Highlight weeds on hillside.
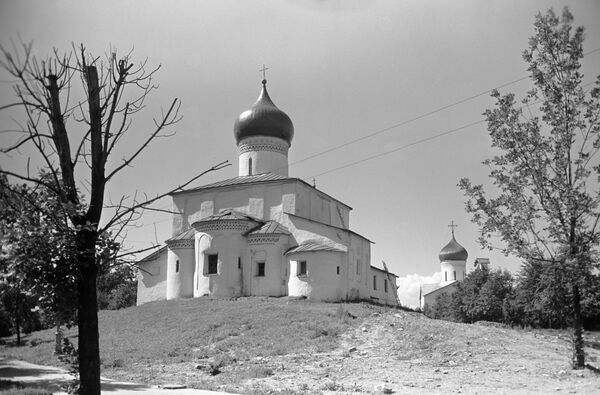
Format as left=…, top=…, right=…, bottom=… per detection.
left=0, top=380, right=52, bottom=395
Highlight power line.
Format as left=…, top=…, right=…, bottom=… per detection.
left=308, top=79, right=598, bottom=180
left=310, top=119, right=485, bottom=178
left=288, top=46, right=600, bottom=171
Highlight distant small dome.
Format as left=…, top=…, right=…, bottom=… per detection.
left=234, top=80, right=294, bottom=145
left=439, top=236, right=468, bottom=262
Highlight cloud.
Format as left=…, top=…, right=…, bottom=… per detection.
left=396, top=272, right=441, bottom=309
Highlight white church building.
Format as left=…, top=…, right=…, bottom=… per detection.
left=419, top=228, right=468, bottom=310
left=136, top=78, right=398, bottom=306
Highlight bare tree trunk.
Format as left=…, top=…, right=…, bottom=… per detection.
left=55, top=324, right=63, bottom=354
left=77, top=233, right=101, bottom=395
left=571, top=283, right=585, bottom=369
left=14, top=290, right=21, bottom=346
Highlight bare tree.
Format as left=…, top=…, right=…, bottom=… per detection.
left=0, top=42, right=229, bottom=394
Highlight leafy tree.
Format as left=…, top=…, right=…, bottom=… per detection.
left=423, top=291, right=458, bottom=321
left=97, top=264, right=137, bottom=310
left=455, top=268, right=514, bottom=323
left=0, top=180, right=80, bottom=346
left=459, top=8, right=600, bottom=368
left=0, top=282, right=41, bottom=344
left=0, top=43, right=229, bottom=393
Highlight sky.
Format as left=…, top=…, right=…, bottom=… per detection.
left=1, top=0, right=599, bottom=307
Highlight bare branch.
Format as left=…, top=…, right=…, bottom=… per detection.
left=99, top=160, right=230, bottom=233
left=105, top=98, right=181, bottom=181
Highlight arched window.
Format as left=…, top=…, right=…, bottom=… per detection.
left=445, top=272, right=447, bottom=281
left=453, top=271, right=456, bottom=280
left=248, top=157, right=253, bottom=175
left=175, top=260, right=180, bottom=273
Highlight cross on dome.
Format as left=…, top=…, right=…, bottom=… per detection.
left=448, top=220, right=458, bottom=237
left=260, top=64, right=269, bottom=84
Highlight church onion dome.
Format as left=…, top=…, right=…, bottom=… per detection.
left=233, top=79, right=294, bottom=145
left=438, top=236, right=468, bottom=262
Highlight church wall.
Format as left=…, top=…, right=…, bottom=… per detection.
left=281, top=215, right=348, bottom=251
left=171, top=181, right=353, bottom=239
left=346, top=233, right=372, bottom=300
left=172, top=183, right=300, bottom=236
left=369, top=268, right=398, bottom=305
left=440, top=260, right=466, bottom=284
left=293, top=183, right=350, bottom=229
left=166, top=246, right=195, bottom=300
left=288, top=251, right=345, bottom=301
left=421, top=282, right=459, bottom=311
left=136, top=250, right=168, bottom=305
left=247, top=239, right=288, bottom=296
left=195, top=231, right=246, bottom=297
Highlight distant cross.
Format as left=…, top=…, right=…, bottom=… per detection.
left=260, top=64, right=269, bottom=82
left=448, top=220, right=458, bottom=237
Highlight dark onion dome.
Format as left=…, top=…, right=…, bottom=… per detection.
left=234, top=79, right=294, bottom=145
left=438, top=236, right=468, bottom=262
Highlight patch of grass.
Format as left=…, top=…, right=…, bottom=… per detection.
left=1, top=297, right=377, bottom=389
left=0, top=380, right=52, bottom=395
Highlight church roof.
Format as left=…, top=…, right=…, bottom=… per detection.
left=285, top=241, right=347, bottom=255
left=285, top=212, right=373, bottom=243
left=247, top=220, right=290, bottom=235
left=173, top=173, right=352, bottom=210
left=438, top=236, right=468, bottom=262
left=138, top=245, right=168, bottom=263
left=370, top=265, right=399, bottom=278
left=180, top=173, right=287, bottom=192
left=166, top=228, right=195, bottom=242
left=234, top=80, right=294, bottom=145
left=192, top=208, right=261, bottom=225
left=421, top=281, right=458, bottom=297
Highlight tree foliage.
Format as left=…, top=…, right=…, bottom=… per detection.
left=97, top=264, right=137, bottom=310
left=423, top=268, right=514, bottom=324
left=459, top=8, right=600, bottom=368
left=0, top=180, right=79, bottom=331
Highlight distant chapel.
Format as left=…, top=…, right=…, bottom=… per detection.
left=420, top=227, right=468, bottom=310
left=136, top=78, right=398, bottom=305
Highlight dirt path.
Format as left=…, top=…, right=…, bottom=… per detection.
left=0, top=357, right=238, bottom=395
left=222, top=310, right=599, bottom=394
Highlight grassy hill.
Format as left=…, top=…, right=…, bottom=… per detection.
left=1, top=297, right=599, bottom=394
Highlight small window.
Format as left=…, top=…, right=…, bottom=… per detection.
left=445, top=272, right=447, bottom=281
left=384, top=279, right=388, bottom=293
left=373, top=275, right=377, bottom=290
left=256, top=261, right=265, bottom=277
left=336, top=266, right=340, bottom=275
left=356, top=259, right=361, bottom=275
left=299, top=260, right=307, bottom=276
left=248, top=157, right=253, bottom=176
left=454, top=271, right=457, bottom=280
left=238, top=257, right=241, bottom=269
left=175, top=260, right=180, bottom=273
left=207, top=254, right=218, bottom=275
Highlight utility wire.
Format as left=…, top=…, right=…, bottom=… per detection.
left=309, top=119, right=485, bottom=178
left=308, top=79, right=598, bottom=179
left=288, top=46, right=600, bottom=171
